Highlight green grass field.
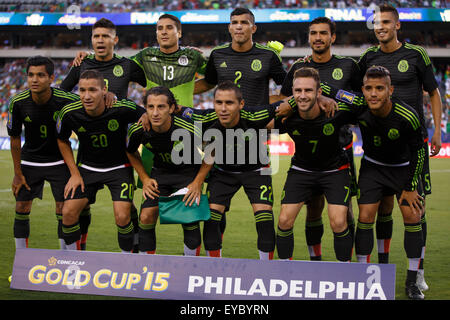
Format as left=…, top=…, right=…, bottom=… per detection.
left=0, top=150, right=449, bottom=300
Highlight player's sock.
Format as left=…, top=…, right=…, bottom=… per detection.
left=376, top=212, right=393, bottom=264
left=62, top=222, right=81, bottom=250
left=130, top=205, right=139, bottom=253
left=219, top=212, right=226, bottom=241
left=56, top=213, right=66, bottom=249
left=117, top=221, right=134, bottom=253
left=419, top=213, right=427, bottom=272
left=79, top=207, right=91, bottom=250
left=355, top=220, right=374, bottom=263
left=276, top=226, right=294, bottom=260
left=305, top=218, right=323, bottom=261
left=138, top=222, right=156, bottom=253
left=203, top=209, right=223, bottom=256
left=14, top=211, right=30, bottom=249
left=254, top=210, right=275, bottom=260
left=182, top=222, right=201, bottom=256
left=404, top=222, right=423, bottom=281
left=334, top=227, right=353, bottom=262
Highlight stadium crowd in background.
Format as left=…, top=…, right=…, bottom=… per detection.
left=0, top=0, right=447, bottom=13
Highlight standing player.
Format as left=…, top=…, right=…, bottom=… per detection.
left=333, top=66, right=426, bottom=299
left=7, top=56, right=79, bottom=250
left=278, top=17, right=361, bottom=261
left=62, top=18, right=147, bottom=251
left=194, top=7, right=287, bottom=240
left=274, top=67, right=355, bottom=263
left=126, top=87, right=212, bottom=256
left=358, top=4, right=442, bottom=288
left=56, top=70, right=145, bottom=252
left=195, top=7, right=286, bottom=106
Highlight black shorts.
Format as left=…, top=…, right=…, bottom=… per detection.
left=15, top=163, right=70, bottom=202
left=67, top=166, right=135, bottom=204
left=421, top=141, right=432, bottom=196
left=357, top=158, right=424, bottom=205
left=206, top=167, right=273, bottom=208
left=141, top=166, right=199, bottom=209
left=281, top=167, right=351, bottom=206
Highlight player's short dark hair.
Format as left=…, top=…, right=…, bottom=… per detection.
left=364, top=65, right=391, bottom=82
left=293, top=67, right=321, bottom=89
left=376, top=3, right=399, bottom=21
left=309, top=17, right=336, bottom=35
left=26, top=56, right=54, bottom=76
left=79, top=69, right=105, bottom=88
left=143, top=86, right=177, bottom=107
left=214, top=80, right=243, bottom=103
left=230, top=7, right=255, bottom=24
left=158, top=14, right=182, bottom=32
left=93, top=18, right=116, bottom=32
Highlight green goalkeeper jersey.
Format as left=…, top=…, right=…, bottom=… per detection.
left=131, top=46, right=207, bottom=107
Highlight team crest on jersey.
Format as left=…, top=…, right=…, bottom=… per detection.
left=323, top=123, right=335, bottom=136
left=388, top=128, right=400, bottom=140
left=108, top=119, right=119, bottom=131
left=178, top=55, right=189, bottom=66
left=397, top=60, right=409, bottom=73
left=113, top=65, right=124, bottom=77
left=251, top=59, right=262, bottom=72
left=332, top=68, right=343, bottom=80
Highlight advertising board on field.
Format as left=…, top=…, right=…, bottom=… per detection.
left=11, top=248, right=396, bottom=300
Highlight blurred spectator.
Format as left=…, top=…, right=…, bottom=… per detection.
left=0, top=0, right=447, bottom=12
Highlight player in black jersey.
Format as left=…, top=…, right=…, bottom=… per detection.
left=331, top=66, right=426, bottom=300
left=56, top=70, right=145, bottom=253
left=278, top=17, right=361, bottom=261
left=358, top=5, right=442, bottom=288
left=195, top=7, right=286, bottom=106
left=274, top=67, right=355, bottom=263
left=61, top=18, right=146, bottom=100
left=7, top=56, right=79, bottom=251
left=194, top=7, right=286, bottom=243
left=191, top=81, right=285, bottom=260
left=62, top=18, right=146, bottom=251
left=126, top=87, right=212, bottom=256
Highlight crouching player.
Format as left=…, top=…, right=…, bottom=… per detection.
left=273, top=67, right=355, bottom=262
left=56, top=70, right=145, bottom=252
left=126, top=86, right=212, bottom=256
left=331, top=66, right=426, bottom=300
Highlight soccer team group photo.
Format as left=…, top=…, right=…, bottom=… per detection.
left=1, top=0, right=449, bottom=301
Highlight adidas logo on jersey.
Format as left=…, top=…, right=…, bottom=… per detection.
left=151, top=57, right=158, bottom=61
left=78, top=126, right=86, bottom=132
left=292, top=129, right=301, bottom=136
left=220, top=61, right=227, bottom=68
left=24, top=116, right=32, bottom=122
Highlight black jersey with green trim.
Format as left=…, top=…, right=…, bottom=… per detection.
left=274, top=106, right=357, bottom=172
left=126, top=115, right=202, bottom=171
left=329, top=86, right=425, bottom=191
left=60, top=53, right=146, bottom=100
left=131, top=46, right=207, bottom=108
left=358, top=42, right=438, bottom=133
left=182, top=102, right=279, bottom=172
left=204, top=43, right=286, bottom=106
left=7, top=87, right=80, bottom=163
left=56, top=99, right=145, bottom=168
left=280, top=54, right=362, bottom=97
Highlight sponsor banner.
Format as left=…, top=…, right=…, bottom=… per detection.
left=352, top=142, right=450, bottom=158
left=0, top=137, right=78, bottom=150
left=11, top=248, right=396, bottom=300
left=0, top=8, right=448, bottom=26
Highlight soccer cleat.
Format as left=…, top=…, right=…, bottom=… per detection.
left=416, top=270, right=429, bottom=291
left=405, top=282, right=425, bottom=300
